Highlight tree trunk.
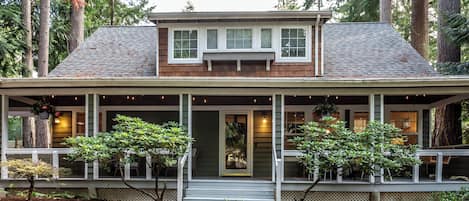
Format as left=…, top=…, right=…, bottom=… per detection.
left=27, top=176, right=35, bottom=201
left=379, top=0, right=392, bottom=23
left=22, top=117, right=33, bottom=148
left=70, top=2, right=85, bottom=52
left=437, top=0, right=461, bottom=63
left=433, top=104, right=462, bottom=146
left=22, top=0, right=33, bottom=77
left=110, top=0, right=115, bottom=25
left=433, top=0, right=462, bottom=147
left=38, top=0, right=50, bottom=77
left=35, top=119, right=49, bottom=148
left=410, top=0, right=429, bottom=59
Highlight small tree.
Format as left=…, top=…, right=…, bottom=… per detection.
left=66, top=115, right=192, bottom=201
left=293, top=117, right=421, bottom=201
left=2, top=159, right=54, bottom=201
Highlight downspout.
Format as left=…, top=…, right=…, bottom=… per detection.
left=314, top=15, right=320, bottom=77
left=320, top=19, right=324, bottom=76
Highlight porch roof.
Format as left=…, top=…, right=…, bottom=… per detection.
left=2, top=76, right=469, bottom=89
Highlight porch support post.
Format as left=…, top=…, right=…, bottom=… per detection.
left=1, top=95, right=8, bottom=179
left=422, top=109, right=431, bottom=148
left=272, top=94, right=284, bottom=181
left=369, top=94, right=384, bottom=184
left=86, top=94, right=99, bottom=181
left=180, top=94, right=191, bottom=180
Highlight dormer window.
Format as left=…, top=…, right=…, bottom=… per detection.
left=226, top=29, right=252, bottom=49
left=281, top=28, right=306, bottom=58
left=173, top=30, right=198, bottom=59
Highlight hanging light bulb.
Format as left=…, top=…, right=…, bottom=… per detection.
left=335, top=96, right=339, bottom=100
left=192, top=97, right=196, bottom=101
left=102, top=95, right=106, bottom=100
left=74, top=96, right=78, bottom=101
left=161, top=95, right=165, bottom=100
left=405, top=96, right=409, bottom=100
left=126, top=96, right=130, bottom=100
left=253, top=98, right=257, bottom=103
left=309, top=96, right=312, bottom=99
left=268, top=97, right=272, bottom=101
left=203, top=98, right=207, bottom=104
left=51, top=95, right=55, bottom=98
left=131, top=96, right=135, bottom=101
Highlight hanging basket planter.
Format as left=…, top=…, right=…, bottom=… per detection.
left=32, top=99, right=55, bottom=120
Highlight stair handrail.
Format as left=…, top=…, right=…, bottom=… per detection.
left=177, top=151, right=189, bottom=201
left=273, top=145, right=281, bottom=201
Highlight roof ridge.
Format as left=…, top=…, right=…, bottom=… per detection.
left=325, top=22, right=389, bottom=25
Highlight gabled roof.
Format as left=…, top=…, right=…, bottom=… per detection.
left=49, top=22, right=440, bottom=79
left=324, top=22, right=439, bottom=78
left=49, top=26, right=157, bottom=78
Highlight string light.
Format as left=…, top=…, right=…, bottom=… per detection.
left=51, top=95, right=55, bottom=98
left=309, top=96, right=312, bottom=99
left=405, top=96, right=409, bottom=100
left=102, top=95, right=106, bottom=100
left=126, top=96, right=130, bottom=100
left=268, top=97, right=272, bottom=101
left=335, top=96, right=339, bottom=100
left=253, top=98, right=257, bottom=103
left=131, top=96, right=135, bottom=101
left=74, top=96, right=78, bottom=101
left=423, top=94, right=426, bottom=97
left=161, top=95, right=165, bottom=100
left=203, top=98, right=207, bottom=104
left=192, top=97, right=196, bottom=101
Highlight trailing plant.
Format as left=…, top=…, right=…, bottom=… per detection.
left=66, top=115, right=192, bottom=201
left=2, top=159, right=54, bottom=201
left=293, top=116, right=421, bottom=200
left=313, top=98, right=337, bottom=117
left=31, top=98, right=54, bottom=119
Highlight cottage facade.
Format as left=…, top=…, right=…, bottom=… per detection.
left=1, top=11, right=469, bottom=201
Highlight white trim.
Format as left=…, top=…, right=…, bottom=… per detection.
left=166, top=24, right=312, bottom=64
left=179, top=94, right=183, bottom=124
left=1, top=95, right=8, bottom=179
left=156, top=27, right=160, bottom=77
left=168, top=28, right=203, bottom=64
left=320, top=22, right=324, bottom=76
left=369, top=94, right=375, bottom=121
left=280, top=94, right=285, bottom=182
left=380, top=94, right=384, bottom=123
left=188, top=94, right=193, bottom=181
left=314, top=16, right=320, bottom=76
left=271, top=94, right=275, bottom=182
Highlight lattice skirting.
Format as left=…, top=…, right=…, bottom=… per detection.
left=97, top=188, right=176, bottom=201
left=381, top=192, right=432, bottom=201
left=282, top=191, right=370, bottom=201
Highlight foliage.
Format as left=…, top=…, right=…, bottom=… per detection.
left=444, top=13, right=469, bottom=46
left=183, top=0, right=195, bottom=12
left=432, top=187, right=469, bottom=201
left=275, top=0, right=300, bottom=10
left=335, top=0, right=379, bottom=22
left=294, top=116, right=420, bottom=180
left=31, top=98, right=55, bottom=115
left=313, top=98, right=337, bottom=116
left=66, top=115, right=192, bottom=201
left=0, top=0, right=25, bottom=77
left=8, top=116, right=22, bottom=141
left=2, top=159, right=54, bottom=201
left=15, top=190, right=88, bottom=200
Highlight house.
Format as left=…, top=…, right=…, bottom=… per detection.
left=1, top=10, right=469, bottom=201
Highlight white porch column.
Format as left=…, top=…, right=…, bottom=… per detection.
left=85, top=94, right=99, bottom=181
left=369, top=94, right=384, bottom=184
left=1, top=95, right=8, bottom=179
left=272, top=94, right=284, bottom=182
left=179, top=94, right=192, bottom=180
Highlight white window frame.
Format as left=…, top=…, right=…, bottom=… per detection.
left=225, top=28, right=254, bottom=50
left=166, top=25, right=312, bottom=64
left=168, top=27, right=203, bottom=64
left=206, top=29, right=218, bottom=50
left=278, top=26, right=311, bottom=62
left=260, top=28, right=273, bottom=49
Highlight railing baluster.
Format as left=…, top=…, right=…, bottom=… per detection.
left=32, top=150, right=38, bottom=179
left=124, top=153, right=131, bottom=180
left=146, top=155, right=152, bottom=180
left=436, top=152, right=443, bottom=183
left=412, top=153, right=419, bottom=183
left=52, top=151, right=59, bottom=179
left=337, top=167, right=343, bottom=183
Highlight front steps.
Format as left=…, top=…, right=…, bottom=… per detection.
left=183, top=180, right=275, bottom=201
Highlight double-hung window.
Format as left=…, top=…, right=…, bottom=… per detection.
left=281, top=28, right=306, bottom=57
left=173, top=30, right=198, bottom=59
left=226, top=29, right=252, bottom=49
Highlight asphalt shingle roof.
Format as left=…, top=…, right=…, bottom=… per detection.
left=49, top=26, right=157, bottom=77
left=323, top=22, right=439, bottom=78
left=49, top=23, right=440, bottom=78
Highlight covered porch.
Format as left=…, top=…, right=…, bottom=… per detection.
left=1, top=77, right=469, bottom=194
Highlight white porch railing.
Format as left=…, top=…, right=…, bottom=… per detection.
left=2, top=148, right=86, bottom=180
left=176, top=152, right=189, bottom=201
left=273, top=146, right=282, bottom=201
left=284, top=149, right=469, bottom=184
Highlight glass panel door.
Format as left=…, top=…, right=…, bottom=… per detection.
left=221, top=112, right=252, bottom=176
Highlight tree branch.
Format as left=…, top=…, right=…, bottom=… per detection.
left=119, top=165, right=158, bottom=201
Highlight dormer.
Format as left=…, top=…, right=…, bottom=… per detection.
left=150, top=11, right=331, bottom=77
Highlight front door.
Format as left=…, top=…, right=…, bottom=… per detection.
left=219, top=111, right=253, bottom=176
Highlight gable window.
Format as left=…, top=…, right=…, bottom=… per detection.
left=173, top=30, right=198, bottom=59
left=226, top=29, right=252, bottom=49
left=281, top=28, right=306, bottom=57
left=261, top=28, right=272, bottom=48
left=207, top=29, right=218, bottom=49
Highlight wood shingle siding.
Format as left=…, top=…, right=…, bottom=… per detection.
left=158, top=28, right=318, bottom=77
